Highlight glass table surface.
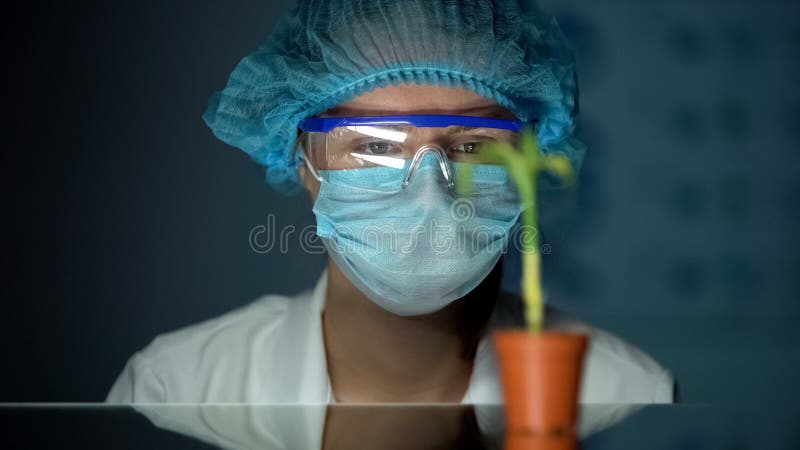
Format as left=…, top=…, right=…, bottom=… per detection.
left=2, top=403, right=798, bottom=449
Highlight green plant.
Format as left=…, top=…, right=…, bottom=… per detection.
left=459, top=130, right=575, bottom=334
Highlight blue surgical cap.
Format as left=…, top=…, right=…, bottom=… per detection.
left=203, top=0, right=586, bottom=194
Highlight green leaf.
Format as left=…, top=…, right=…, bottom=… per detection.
left=543, top=154, right=576, bottom=185
left=454, top=162, right=474, bottom=196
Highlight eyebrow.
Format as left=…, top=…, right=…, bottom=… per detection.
left=323, top=104, right=516, bottom=119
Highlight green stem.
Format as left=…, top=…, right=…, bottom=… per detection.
left=520, top=176, right=542, bottom=334
left=463, top=131, right=572, bottom=335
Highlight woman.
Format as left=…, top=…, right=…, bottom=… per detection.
left=107, top=0, right=674, bottom=404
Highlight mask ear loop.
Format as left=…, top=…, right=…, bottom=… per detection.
left=302, top=154, right=324, bottom=183
left=294, top=131, right=324, bottom=183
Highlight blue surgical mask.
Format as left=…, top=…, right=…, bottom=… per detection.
left=313, top=159, right=524, bottom=316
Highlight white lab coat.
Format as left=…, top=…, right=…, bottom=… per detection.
left=107, top=270, right=674, bottom=405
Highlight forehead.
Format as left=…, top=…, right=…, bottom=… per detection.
left=323, top=84, right=517, bottom=119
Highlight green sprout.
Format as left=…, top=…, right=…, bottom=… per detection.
left=458, top=130, right=575, bottom=334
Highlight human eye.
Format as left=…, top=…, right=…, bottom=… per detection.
left=355, top=141, right=397, bottom=155
left=451, top=141, right=485, bottom=154
left=450, top=128, right=520, bottom=155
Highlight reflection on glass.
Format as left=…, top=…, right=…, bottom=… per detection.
left=503, top=433, right=577, bottom=450
left=130, top=403, right=644, bottom=450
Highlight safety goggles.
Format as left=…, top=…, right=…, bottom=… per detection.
left=298, top=114, right=530, bottom=193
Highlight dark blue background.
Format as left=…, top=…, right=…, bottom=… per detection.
left=7, top=0, right=799, bottom=422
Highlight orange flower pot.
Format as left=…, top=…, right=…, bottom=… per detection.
left=493, top=331, right=588, bottom=435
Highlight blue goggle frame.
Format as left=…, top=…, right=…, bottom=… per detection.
left=298, top=114, right=532, bottom=133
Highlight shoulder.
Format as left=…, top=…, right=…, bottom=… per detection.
left=545, top=307, right=675, bottom=403
left=106, top=288, right=316, bottom=403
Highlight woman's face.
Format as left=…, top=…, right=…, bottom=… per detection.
left=300, top=84, right=516, bottom=199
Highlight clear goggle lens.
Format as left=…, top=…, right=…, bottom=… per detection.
left=299, top=116, right=529, bottom=193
